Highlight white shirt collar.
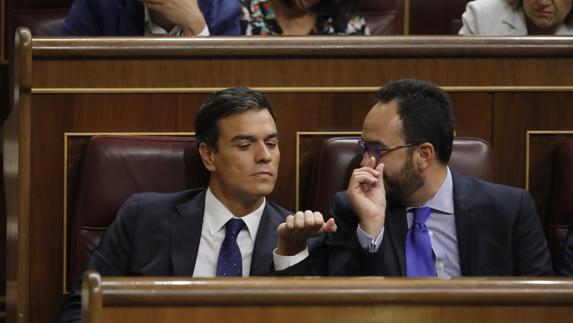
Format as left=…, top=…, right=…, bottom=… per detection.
left=204, top=187, right=264, bottom=241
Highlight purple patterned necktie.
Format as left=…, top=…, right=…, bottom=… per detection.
left=405, top=207, right=436, bottom=277
left=216, top=218, right=245, bottom=277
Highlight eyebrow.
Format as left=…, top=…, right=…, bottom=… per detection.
left=230, top=133, right=279, bottom=142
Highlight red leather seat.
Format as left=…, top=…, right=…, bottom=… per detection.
left=13, top=9, right=69, bottom=35
left=409, top=0, right=470, bottom=35
left=11, top=0, right=72, bottom=35
left=69, top=135, right=209, bottom=284
left=307, top=137, right=495, bottom=217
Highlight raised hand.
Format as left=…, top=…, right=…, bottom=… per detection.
left=141, top=0, right=207, bottom=35
left=347, top=156, right=387, bottom=237
left=276, top=210, right=337, bottom=256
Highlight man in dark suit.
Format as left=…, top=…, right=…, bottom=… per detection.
left=62, top=0, right=241, bottom=36
left=58, top=87, right=336, bottom=322
left=325, top=79, right=553, bottom=277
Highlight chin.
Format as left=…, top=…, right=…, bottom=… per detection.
left=250, top=184, right=275, bottom=197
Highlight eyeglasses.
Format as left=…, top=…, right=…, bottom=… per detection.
left=358, top=138, right=418, bottom=162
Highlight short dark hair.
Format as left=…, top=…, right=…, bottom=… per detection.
left=377, top=79, right=455, bottom=164
left=195, top=87, right=275, bottom=149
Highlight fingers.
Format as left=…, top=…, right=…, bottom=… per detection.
left=363, top=155, right=376, bottom=168
left=294, top=210, right=321, bottom=229
left=374, top=161, right=385, bottom=177
left=320, top=217, right=337, bottom=234
left=284, top=211, right=328, bottom=234
left=349, top=166, right=380, bottom=187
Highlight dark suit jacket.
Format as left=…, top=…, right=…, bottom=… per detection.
left=328, top=168, right=554, bottom=276
left=556, top=217, right=573, bottom=275
left=62, top=0, right=241, bottom=36
left=58, top=188, right=290, bottom=323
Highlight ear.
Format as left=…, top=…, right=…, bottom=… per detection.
left=198, top=142, right=216, bottom=172
left=415, top=142, right=435, bottom=170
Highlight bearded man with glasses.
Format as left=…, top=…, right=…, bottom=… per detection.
left=325, top=79, right=553, bottom=277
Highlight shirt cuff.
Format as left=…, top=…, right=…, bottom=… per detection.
left=356, top=225, right=384, bottom=253
left=272, top=247, right=309, bottom=271
left=197, top=26, right=210, bottom=37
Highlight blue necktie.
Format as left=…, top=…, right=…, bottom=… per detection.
left=216, top=218, right=245, bottom=276
left=405, top=207, right=436, bottom=277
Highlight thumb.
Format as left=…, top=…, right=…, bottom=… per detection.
left=319, top=218, right=337, bottom=234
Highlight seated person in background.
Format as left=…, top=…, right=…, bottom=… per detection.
left=459, top=0, right=573, bottom=35
left=556, top=216, right=573, bottom=275
left=57, top=87, right=336, bottom=323
left=62, top=0, right=242, bottom=36
left=241, top=0, right=369, bottom=35
left=325, top=79, right=553, bottom=277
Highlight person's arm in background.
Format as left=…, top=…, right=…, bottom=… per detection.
left=142, top=0, right=207, bottom=35
left=143, top=0, right=242, bottom=35
left=62, top=0, right=104, bottom=35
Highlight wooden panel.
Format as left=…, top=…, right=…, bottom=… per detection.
left=30, top=58, right=573, bottom=89
left=7, top=30, right=573, bottom=323
left=527, top=132, right=573, bottom=225
left=84, top=274, right=573, bottom=323
left=98, top=306, right=573, bottom=323
left=493, top=93, right=573, bottom=189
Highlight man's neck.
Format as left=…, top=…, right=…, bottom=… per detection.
left=408, top=165, right=448, bottom=207
left=208, top=185, right=265, bottom=217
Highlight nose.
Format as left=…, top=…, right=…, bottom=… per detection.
left=255, top=142, right=272, bottom=163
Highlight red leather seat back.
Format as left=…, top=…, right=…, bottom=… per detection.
left=12, top=0, right=72, bottom=35
left=409, top=0, right=470, bottom=34
left=13, top=9, right=69, bottom=35
left=69, top=135, right=209, bottom=284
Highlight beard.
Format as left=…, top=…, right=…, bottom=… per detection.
left=384, top=157, right=424, bottom=206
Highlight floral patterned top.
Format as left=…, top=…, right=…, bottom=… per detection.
left=241, top=0, right=370, bottom=35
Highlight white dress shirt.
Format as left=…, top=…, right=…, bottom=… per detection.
left=193, top=188, right=303, bottom=277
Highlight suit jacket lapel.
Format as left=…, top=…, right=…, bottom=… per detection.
left=501, top=8, right=527, bottom=35
left=386, top=203, right=407, bottom=275
left=250, top=202, right=284, bottom=276
left=117, top=0, right=145, bottom=35
left=451, top=168, right=475, bottom=276
left=171, top=191, right=206, bottom=275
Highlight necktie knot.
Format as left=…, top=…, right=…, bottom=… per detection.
left=413, top=207, right=431, bottom=225
left=225, top=218, right=245, bottom=241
